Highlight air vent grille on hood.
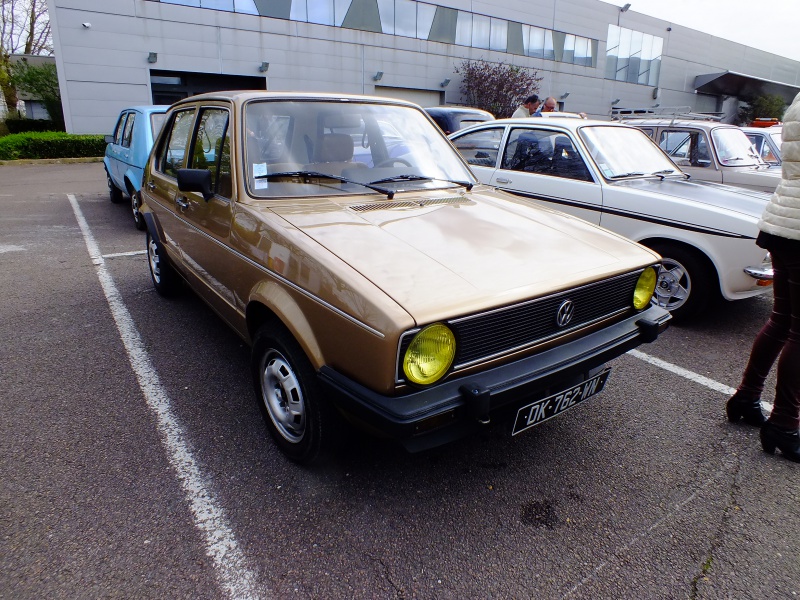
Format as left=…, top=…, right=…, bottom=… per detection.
left=350, top=197, right=474, bottom=213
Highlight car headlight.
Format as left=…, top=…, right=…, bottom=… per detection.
left=402, top=323, right=456, bottom=385
left=633, top=266, right=658, bottom=310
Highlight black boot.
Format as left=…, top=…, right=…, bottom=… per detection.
left=760, top=422, right=800, bottom=463
left=726, top=392, right=767, bottom=426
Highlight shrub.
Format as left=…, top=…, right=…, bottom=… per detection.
left=454, top=58, right=543, bottom=118
left=4, top=117, right=63, bottom=134
left=0, top=131, right=106, bottom=160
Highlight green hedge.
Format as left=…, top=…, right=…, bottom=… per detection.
left=5, top=118, right=63, bottom=134
left=0, top=131, right=106, bottom=160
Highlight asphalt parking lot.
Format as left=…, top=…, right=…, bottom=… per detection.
left=1, top=162, right=798, bottom=599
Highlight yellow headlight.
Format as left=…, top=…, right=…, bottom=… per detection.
left=403, top=324, right=456, bottom=385
left=633, top=266, right=658, bottom=310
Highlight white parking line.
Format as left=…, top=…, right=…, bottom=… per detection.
left=628, top=349, right=774, bottom=414
left=67, top=194, right=264, bottom=600
left=102, top=250, right=147, bottom=258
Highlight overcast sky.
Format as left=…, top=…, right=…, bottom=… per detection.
left=604, top=0, right=800, bottom=62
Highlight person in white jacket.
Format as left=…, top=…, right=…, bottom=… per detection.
left=727, top=91, right=800, bottom=462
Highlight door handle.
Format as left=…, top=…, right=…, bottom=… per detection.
left=495, top=177, right=511, bottom=184
left=146, top=181, right=156, bottom=191
left=175, top=196, right=190, bottom=210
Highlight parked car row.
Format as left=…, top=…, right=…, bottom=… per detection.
left=132, top=92, right=670, bottom=463
left=103, top=94, right=776, bottom=463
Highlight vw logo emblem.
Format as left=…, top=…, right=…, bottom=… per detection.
left=556, top=299, right=575, bottom=327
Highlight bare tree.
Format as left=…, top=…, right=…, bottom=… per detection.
left=454, top=58, right=542, bottom=118
left=1, top=0, right=51, bottom=116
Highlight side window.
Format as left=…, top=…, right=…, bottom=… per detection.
left=550, top=135, right=593, bottom=181
left=112, top=114, right=127, bottom=145
left=502, top=128, right=555, bottom=174
left=159, top=109, right=195, bottom=178
left=121, top=112, right=135, bottom=148
left=190, top=108, right=231, bottom=198
left=451, top=127, right=504, bottom=167
left=661, top=130, right=710, bottom=168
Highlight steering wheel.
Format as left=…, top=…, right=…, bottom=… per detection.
left=375, top=157, right=412, bottom=168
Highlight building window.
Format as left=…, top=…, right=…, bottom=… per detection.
left=154, top=0, right=598, bottom=67
left=605, top=24, right=662, bottom=86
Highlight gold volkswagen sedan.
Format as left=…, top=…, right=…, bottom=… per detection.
left=141, top=91, right=670, bottom=464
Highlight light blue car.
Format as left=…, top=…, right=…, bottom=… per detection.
left=104, top=105, right=169, bottom=229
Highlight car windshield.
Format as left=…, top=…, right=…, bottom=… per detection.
left=244, top=100, right=475, bottom=198
left=712, top=127, right=763, bottom=166
left=579, top=125, right=680, bottom=179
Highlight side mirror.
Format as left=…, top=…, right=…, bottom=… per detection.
left=177, top=168, right=214, bottom=201
left=104, top=134, right=115, bottom=144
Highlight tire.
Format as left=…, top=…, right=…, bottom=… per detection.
left=146, top=230, right=181, bottom=297
left=107, top=170, right=124, bottom=204
left=131, top=190, right=146, bottom=231
left=647, top=242, right=715, bottom=321
left=251, top=323, right=343, bottom=464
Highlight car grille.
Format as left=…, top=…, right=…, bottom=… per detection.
left=396, top=269, right=643, bottom=382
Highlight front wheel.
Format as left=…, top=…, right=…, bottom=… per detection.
left=146, top=231, right=181, bottom=297
left=251, top=323, right=343, bottom=464
left=647, top=242, right=715, bottom=321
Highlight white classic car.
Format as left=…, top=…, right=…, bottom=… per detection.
left=450, top=117, right=774, bottom=319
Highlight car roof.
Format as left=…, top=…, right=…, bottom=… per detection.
left=619, top=118, right=734, bottom=131
left=454, top=116, right=628, bottom=134
left=424, top=106, right=494, bottom=118
left=122, top=105, right=170, bottom=114
left=169, top=90, right=422, bottom=110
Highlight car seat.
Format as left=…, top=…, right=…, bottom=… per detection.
left=505, top=132, right=550, bottom=173
left=303, top=133, right=367, bottom=177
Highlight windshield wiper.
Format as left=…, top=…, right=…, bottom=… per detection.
left=650, top=169, right=675, bottom=180
left=609, top=171, right=645, bottom=179
left=369, top=174, right=474, bottom=191
left=254, top=170, right=395, bottom=198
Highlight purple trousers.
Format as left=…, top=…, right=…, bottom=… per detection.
left=737, top=239, right=800, bottom=430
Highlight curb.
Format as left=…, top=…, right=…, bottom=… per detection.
left=0, top=156, right=104, bottom=166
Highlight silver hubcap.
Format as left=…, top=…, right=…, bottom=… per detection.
left=653, top=258, right=690, bottom=311
left=260, top=351, right=306, bottom=444
left=148, top=237, right=162, bottom=284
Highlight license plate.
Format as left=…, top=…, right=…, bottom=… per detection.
left=512, top=368, right=611, bottom=436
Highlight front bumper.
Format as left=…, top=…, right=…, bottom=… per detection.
left=318, top=304, right=671, bottom=452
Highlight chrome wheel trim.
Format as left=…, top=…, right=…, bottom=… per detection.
left=107, top=172, right=114, bottom=192
left=147, top=237, right=162, bottom=284
left=260, top=350, right=306, bottom=444
left=653, top=258, right=690, bottom=311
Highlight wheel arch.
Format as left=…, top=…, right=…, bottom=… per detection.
left=637, top=236, right=721, bottom=296
left=246, top=285, right=324, bottom=371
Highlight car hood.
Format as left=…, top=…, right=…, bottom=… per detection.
left=267, top=187, right=657, bottom=324
left=610, top=177, right=770, bottom=219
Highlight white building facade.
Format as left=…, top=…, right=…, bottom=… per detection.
left=46, top=0, right=800, bottom=134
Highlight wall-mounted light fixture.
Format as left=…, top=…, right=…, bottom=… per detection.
left=81, top=22, right=91, bottom=29
left=440, top=78, right=451, bottom=88
left=560, top=92, right=570, bottom=100
left=611, top=98, right=621, bottom=105
left=620, top=3, right=631, bottom=12
left=652, top=103, right=660, bottom=108
left=147, top=52, right=158, bottom=64
left=373, top=71, right=383, bottom=81
left=258, top=61, right=269, bottom=73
